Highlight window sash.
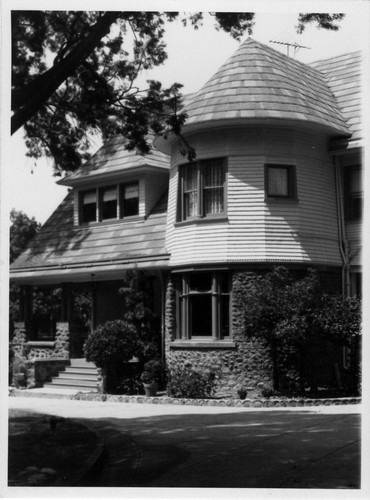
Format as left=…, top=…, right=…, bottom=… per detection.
left=80, top=181, right=139, bottom=224
left=180, top=159, right=226, bottom=220
left=177, top=272, right=230, bottom=340
left=265, top=164, right=295, bottom=199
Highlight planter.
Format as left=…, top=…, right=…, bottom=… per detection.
left=143, top=382, right=157, bottom=397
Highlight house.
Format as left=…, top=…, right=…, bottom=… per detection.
left=10, top=38, right=363, bottom=395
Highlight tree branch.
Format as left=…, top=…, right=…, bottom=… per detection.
left=11, top=11, right=120, bottom=134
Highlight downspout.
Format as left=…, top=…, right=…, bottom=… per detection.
left=334, top=156, right=351, bottom=297
left=159, top=270, right=166, bottom=363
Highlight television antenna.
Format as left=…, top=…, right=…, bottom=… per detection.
left=269, top=40, right=311, bottom=58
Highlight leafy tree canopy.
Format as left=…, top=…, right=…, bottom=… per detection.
left=12, top=11, right=345, bottom=175
left=9, top=209, right=40, bottom=263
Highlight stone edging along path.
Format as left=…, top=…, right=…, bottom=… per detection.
left=71, top=392, right=362, bottom=408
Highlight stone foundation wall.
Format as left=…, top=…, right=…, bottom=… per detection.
left=164, top=274, right=274, bottom=398
left=26, top=322, right=70, bottom=360
left=164, top=269, right=344, bottom=398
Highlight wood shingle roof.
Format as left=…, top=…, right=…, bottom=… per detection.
left=11, top=190, right=169, bottom=283
left=310, top=51, right=362, bottom=141
left=59, top=135, right=170, bottom=186
left=183, top=38, right=350, bottom=137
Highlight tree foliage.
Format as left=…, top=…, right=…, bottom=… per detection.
left=118, top=269, right=161, bottom=361
left=9, top=209, right=40, bottom=264
left=11, top=11, right=344, bottom=175
left=241, top=267, right=361, bottom=393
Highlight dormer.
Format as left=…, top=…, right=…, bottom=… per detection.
left=57, top=136, right=170, bottom=226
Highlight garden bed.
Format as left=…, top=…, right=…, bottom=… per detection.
left=8, top=409, right=103, bottom=486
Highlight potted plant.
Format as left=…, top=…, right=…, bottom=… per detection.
left=140, top=370, right=157, bottom=396
left=140, top=359, right=164, bottom=396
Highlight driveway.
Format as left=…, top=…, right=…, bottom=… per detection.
left=7, top=397, right=361, bottom=489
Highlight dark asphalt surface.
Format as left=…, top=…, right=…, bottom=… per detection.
left=7, top=397, right=361, bottom=490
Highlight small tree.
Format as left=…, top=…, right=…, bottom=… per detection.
left=316, top=295, right=361, bottom=394
left=118, top=269, right=161, bottom=361
left=241, top=267, right=361, bottom=394
left=84, top=320, right=143, bottom=393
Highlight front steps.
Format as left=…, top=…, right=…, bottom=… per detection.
left=43, top=358, right=99, bottom=392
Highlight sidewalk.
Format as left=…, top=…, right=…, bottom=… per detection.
left=6, top=395, right=362, bottom=492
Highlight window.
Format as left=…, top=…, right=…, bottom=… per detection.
left=81, top=190, right=97, bottom=223
left=121, top=183, right=139, bottom=218
left=265, top=164, right=296, bottom=199
left=79, top=182, right=139, bottom=224
left=176, top=272, right=230, bottom=340
left=178, top=158, right=226, bottom=221
left=344, top=166, right=363, bottom=221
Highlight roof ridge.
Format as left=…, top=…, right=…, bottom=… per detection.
left=310, top=50, right=362, bottom=66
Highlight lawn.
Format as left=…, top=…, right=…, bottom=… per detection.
left=8, top=409, right=99, bottom=486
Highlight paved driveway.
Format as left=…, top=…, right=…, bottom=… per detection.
left=7, top=397, right=361, bottom=490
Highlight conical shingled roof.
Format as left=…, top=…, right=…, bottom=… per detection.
left=183, top=38, right=350, bottom=136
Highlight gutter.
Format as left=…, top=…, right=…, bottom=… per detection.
left=334, top=155, right=351, bottom=297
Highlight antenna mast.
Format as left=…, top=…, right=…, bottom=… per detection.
left=269, top=40, right=311, bottom=58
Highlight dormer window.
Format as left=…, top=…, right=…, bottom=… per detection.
left=79, top=181, right=139, bottom=224
left=81, top=189, right=97, bottom=223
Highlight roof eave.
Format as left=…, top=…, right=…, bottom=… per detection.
left=154, top=118, right=350, bottom=154
left=57, top=164, right=169, bottom=187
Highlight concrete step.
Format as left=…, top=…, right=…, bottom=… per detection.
left=42, top=358, right=98, bottom=392
left=70, top=358, right=96, bottom=368
left=64, top=367, right=99, bottom=376
left=45, top=378, right=97, bottom=388
left=56, top=373, right=98, bottom=381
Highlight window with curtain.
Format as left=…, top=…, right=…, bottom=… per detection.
left=179, top=158, right=226, bottom=221
left=265, top=164, right=296, bottom=199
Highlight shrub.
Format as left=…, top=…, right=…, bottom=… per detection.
left=84, top=320, right=143, bottom=368
left=84, top=320, right=143, bottom=393
left=167, top=363, right=215, bottom=399
left=12, top=356, right=27, bottom=388
left=117, top=376, right=144, bottom=395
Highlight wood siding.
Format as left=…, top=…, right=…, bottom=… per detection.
left=166, top=127, right=342, bottom=267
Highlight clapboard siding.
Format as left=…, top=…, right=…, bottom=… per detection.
left=166, top=127, right=342, bottom=266
left=144, top=172, right=169, bottom=216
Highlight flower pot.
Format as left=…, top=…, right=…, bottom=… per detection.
left=143, top=382, right=157, bottom=397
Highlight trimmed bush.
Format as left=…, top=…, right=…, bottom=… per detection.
left=167, top=363, right=215, bottom=399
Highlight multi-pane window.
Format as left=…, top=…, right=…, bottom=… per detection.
left=344, top=166, right=363, bottom=220
left=176, top=272, right=230, bottom=340
left=265, top=164, right=296, bottom=199
left=81, top=190, right=97, bottom=223
left=79, top=182, right=139, bottom=224
left=179, top=158, right=226, bottom=221
left=121, top=183, right=139, bottom=218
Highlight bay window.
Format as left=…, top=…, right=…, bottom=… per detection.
left=176, top=272, right=230, bottom=340
left=178, top=158, right=226, bottom=221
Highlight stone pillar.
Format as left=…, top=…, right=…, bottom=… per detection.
left=11, top=322, right=28, bottom=358
left=54, top=322, right=70, bottom=359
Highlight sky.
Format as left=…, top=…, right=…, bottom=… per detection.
left=1, top=1, right=370, bottom=225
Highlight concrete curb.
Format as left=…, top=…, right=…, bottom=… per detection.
left=72, top=393, right=362, bottom=408
left=10, top=388, right=361, bottom=408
